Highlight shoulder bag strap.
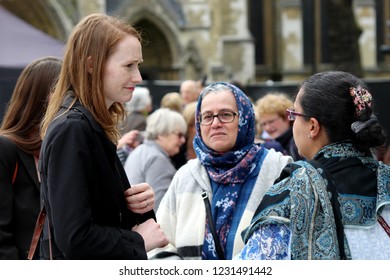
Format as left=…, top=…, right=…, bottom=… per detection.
left=27, top=206, right=51, bottom=260
left=378, top=215, right=390, bottom=238
left=201, top=191, right=226, bottom=260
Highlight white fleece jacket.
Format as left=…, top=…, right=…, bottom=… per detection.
left=149, top=148, right=293, bottom=260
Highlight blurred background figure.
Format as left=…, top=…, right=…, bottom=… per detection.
left=117, top=86, right=152, bottom=165
left=181, top=101, right=197, bottom=161
left=116, top=130, right=144, bottom=165
left=119, top=86, right=152, bottom=135
left=0, top=56, right=62, bottom=259
left=196, top=74, right=208, bottom=93
left=160, top=91, right=187, bottom=168
left=124, top=108, right=187, bottom=211
left=179, top=79, right=200, bottom=105
left=255, top=92, right=303, bottom=160
left=160, top=91, right=183, bottom=113
left=230, top=80, right=247, bottom=93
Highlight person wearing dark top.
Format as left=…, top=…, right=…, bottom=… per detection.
left=39, top=14, right=168, bottom=260
left=237, top=71, right=390, bottom=260
left=0, top=56, right=62, bottom=259
left=256, top=92, right=303, bottom=160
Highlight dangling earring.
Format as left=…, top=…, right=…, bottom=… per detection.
left=307, top=134, right=312, bottom=139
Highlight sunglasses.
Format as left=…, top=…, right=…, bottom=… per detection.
left=285, top=108, right=308, bottom=121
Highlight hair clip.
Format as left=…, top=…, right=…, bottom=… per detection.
left=349, top=86, right=372, bottom=117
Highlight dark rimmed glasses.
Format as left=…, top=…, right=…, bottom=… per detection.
left=199, top=109, right=238, bottom=126
left=286, top=108, right=308, bottom=121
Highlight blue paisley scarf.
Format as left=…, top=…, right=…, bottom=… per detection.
left=241, top=142, right=390, bottom=259
left=193, top=82, right=264, bottom=259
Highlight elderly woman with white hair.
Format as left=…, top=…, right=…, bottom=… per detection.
left=120, top=86, right=152, bottom=134
left=124, top=108, right=187, bottom=211
left=117, top=86, right=153, bottom=164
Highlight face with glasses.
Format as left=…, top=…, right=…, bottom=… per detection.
left=198, top=90, right=239, bottom=152
left=259, top=113, right=290, bottom=139
left=285, top=108, right=308, bottom=121
left=199, top=110, right=237, bottom=126
left=156, top=129, right=186, bottom=157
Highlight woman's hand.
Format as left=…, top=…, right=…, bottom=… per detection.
left=117, top=130, right=142, bottom=150
left=124, top=183, right=155, bottom=214
left=132, top=219, right=169, bottom=252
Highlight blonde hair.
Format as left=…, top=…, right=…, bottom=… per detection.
left=160, top=92, right=183, bottom=113
left=181, top=101, right=197, bottom=128
left=255, top=92, right=294, bottom=119
left=41, top=14, right=142, bottom=143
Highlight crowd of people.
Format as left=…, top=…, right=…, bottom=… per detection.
left=1, top=12, right=389, bottom=260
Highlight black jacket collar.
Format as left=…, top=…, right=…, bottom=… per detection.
left=60, top=92, right=104, bottom=134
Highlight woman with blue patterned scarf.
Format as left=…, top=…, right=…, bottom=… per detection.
left=236, top=71, right=390, bottom=260
left=148, top=82, right=292, bottom=260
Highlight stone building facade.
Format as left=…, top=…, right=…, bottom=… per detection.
left=1, top=0, right=390, bottom=84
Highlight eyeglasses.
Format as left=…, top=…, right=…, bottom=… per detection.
left=285, top=108, right=308, bottom=121
left=198, top=110, right=238, bottom=126
left=172, top=131, right=186, bottom=139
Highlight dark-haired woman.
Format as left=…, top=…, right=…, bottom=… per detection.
left=0, top=56, right=62, bottom=259
left=237, top=71, right=390, bottom=260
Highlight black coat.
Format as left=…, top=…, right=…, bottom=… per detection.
left=39, top=94, right=155, bottom=259
left=0, top=136, right=40, bottom=259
